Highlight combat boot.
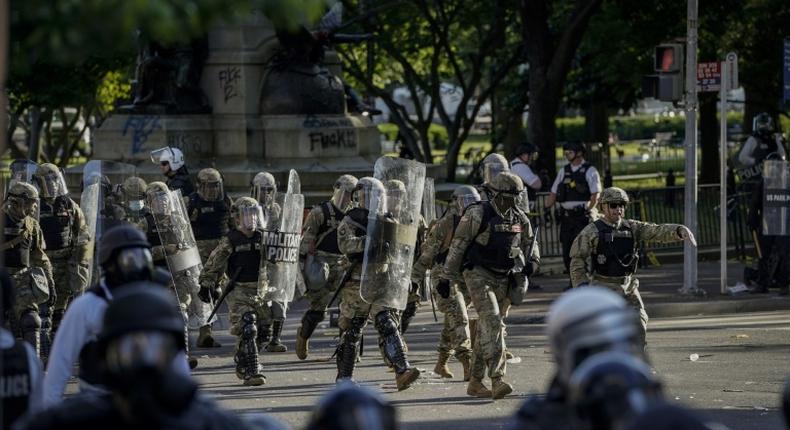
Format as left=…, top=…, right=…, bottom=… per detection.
left=257, top=324, right=272, bottom=352
left=197, top=324, right=221, bottom=348
left=491, top=377, right=513, bottom=400
left=296, top=331, right=309, bottom=360
left=467, top=378, right=492, bottom=398
left=434, top=352, right=454, bottom=378
left=396, top=367, right=421, bottom=391
left=265, top=320, right=287, bottom=352
left=457, top=352, right=472, bottom=382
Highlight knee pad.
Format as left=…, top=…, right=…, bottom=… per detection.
left=374, top=310, right=399, bottom=337
left=343, top=317, right=366, bottom=344
left=21, top=311, right=41, bottom=331
left=241, top=312, right=258, bottom=340
left=304, top=310, right=325, bottom=325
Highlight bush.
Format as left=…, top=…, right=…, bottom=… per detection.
left=376, top=123, right=450, bottom=149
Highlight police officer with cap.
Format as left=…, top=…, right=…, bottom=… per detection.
left=0, top=269, right=44, bottom=429
left=43, top=224, right=190, bottom=407
left=545, top=141, right=602, bottom=280
left=510, top=143, right=542, bottom=210
left=569, top=187, right=696, bottom=346
left=26, top=285, right=248, bottom=430
left=150, top=146, right=195, bottom=196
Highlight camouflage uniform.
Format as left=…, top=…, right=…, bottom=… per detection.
left=411, top=207, right=472, bottom=378
left=400, top=215, right=427, bottom=334
left=441, top=172, right=539, bottom=399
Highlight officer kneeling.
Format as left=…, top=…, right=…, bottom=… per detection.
left=569, top=187, right=696, bottom=346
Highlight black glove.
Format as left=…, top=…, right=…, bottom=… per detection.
left=436, top=279, right=451, bottom=299
left=199, top=285, right=221, bottom=304
left=522, top=261, right=535, bottom=277
left=410, top=281, right=420, bottom=294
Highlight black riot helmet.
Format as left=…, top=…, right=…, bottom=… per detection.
left=99, top=224, right=155, bottom=288
left=306, top=380, right=397, bottom=430
left=563, top=141, right=586, bottom=154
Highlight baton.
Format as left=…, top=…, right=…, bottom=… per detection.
left=327, top=263, right=358, bottom=308
left=751, top=230, right=763, bottom=259
left=206, top=267, right=243, bottom=323
left=427, top=280, right=438, bottom=322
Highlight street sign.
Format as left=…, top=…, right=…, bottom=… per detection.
left=725, top=52, right=738, bottom=91
left=784, top=38, right=790, bottom=106
left=697, top=62, right=721, bottom=92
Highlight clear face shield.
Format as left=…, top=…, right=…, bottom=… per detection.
left=753, top=115, right=773, bottom=134
left=492, top=190, right=520, bottom=217
left=105, top=331, right=179, bottom=376
left=7, top=195, right=38, bottom=219
left=456, top=193, right=481, bottom=213
left=39, top=171, right=68, bottom=199
left=114, top=247, right=154, bottom=279
left=150, top=147, right=174, bottom=164
left=384, top=188, right=405, bottom=219
left=252, top=184, right=276, bottom=206
left=331, top=188, right=354, bottom=211
left=128, top=199, right=145, bottom=211
left=238, top=205, right=265, bottom=231
left=199, top=181, right=223, bottom=201
left=483, top=163, right=507, bottom=185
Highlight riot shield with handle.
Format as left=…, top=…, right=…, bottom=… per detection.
left=762, top=160, right=790, bottom=236
left=80, top=160, right=135, bottom=286
left=360, top=156, right=426, bottom=310
left=7, top=159, right=39, bottom=190
left=262, top=191, right=305, bottom=303
left=149, top=189, right=210, bottom=329
left=287, top=169, right=301, bottom=195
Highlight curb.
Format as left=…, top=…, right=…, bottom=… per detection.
left=507, top=296, right=790, bottom=324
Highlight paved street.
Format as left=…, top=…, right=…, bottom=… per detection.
left=179, top=304, right=789, bottom=429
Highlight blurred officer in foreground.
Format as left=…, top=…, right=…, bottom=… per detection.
left=296, top=174, right=358, bottom=360
left=24, top=285, right=250, bottom=430
left=43, top=224, right=188, bottom=407
left=569, top=187, right=696, bottom=346
left=1, top=270, right=44, bottom=429
left=305, top=380, right=397, bottom=430
left=510, top=286, right=646, bottom=429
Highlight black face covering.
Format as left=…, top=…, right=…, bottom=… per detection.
left=493, top=193, right=518, bottom=215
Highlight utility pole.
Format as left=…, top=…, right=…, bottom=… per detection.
left=681, top=0, right=701, bottom=295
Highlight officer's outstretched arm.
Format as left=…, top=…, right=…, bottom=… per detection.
left=631, top=221, right=695, bottom=245
left=569, top=227, right=593, bottom=287
left=199, top=236, right=232, bottom=288
left=442, top=206, right=482, bottom=278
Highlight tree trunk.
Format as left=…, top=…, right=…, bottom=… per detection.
left=27, top=108, right=42, bottom=162
left=445, top=139, right=462, bottom=182
left=527, top=74, right=559, bottom=177
left=584, top=98, right=609, bottom=172
left=699, top=92, right=719, bottom=184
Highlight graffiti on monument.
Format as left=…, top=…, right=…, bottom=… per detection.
left=218, top=66, right=241, bottom=103
left=167, top=133, right=204, bottom=154
left=308, top=129, right=357, bottom=152
left=123, top=115, right=162, bottom=154
left=302, top=115, right=353, bottom=129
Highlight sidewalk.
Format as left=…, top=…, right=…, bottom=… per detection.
left=507, top=260, right=790, bottom=322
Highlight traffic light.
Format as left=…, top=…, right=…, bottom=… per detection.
left=643, top=43, right=684, bottom=102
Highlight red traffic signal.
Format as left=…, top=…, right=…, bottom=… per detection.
left=654, top=44, right=684, bottom=73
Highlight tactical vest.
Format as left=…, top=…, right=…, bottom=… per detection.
left=314, top=202, right=344, bottom=254
left=556, top=162, right=592, bottom=202
left=78, top=285, right=111, bottom=387
left=189, top=193, right=230, bottom=241
left=2, top=340, right=31, bottom=429
left=344, top=207, right=369, bottom=262
left=39, top=197, right=73, bottom=251
left=4, top=216, right=31, bottom=269
left=591, top=220, right=638, bottom=277
left=466, top=202, right=523, bottom=272
left=227, top=230, right=263, bottom=282
left=167, top=170, right=194, bottom=196
left=434, top=214, right=460, bottom=265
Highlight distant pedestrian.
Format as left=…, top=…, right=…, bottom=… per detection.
left=665, top=169, right=676, bottom=207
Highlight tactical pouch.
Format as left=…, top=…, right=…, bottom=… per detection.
left=304, top=254, right=330, bottom=291
left=507, top=272, right=528, bottom=306
left=29, top=267, right=51, bottom=304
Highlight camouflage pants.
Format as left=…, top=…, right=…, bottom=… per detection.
left=303, top=252, right=346, bottom=312
left=226, top=281, right=268, bottom=339
left=260, top=299, right=287, bottom=325
left=338, top=280, right=389, bottom=332
left=194, top=240, right=224, bottom=328
left=47, top=248, right=89, bottom=314
left=591, top=276, right=648, bottom=345
left=431, top=267, right=471, bottom=358
left=463, top=266, right=509, bottom=381
left=8, top=268, right=42, bottom=322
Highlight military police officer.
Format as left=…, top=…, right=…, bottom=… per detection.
left=32, top=164, right=91, bottom=340
left=545, top=141, right=601, bottom=280
left=199, top=197, right=268, bottom=386
left=569, top=187, right=696, bottom=345
left=411, top=185, right=480, bottom=380
left=188, top=168, right=233, bottom=348
left=2, top=182, right=54, bottom=358
left=440, top=172, right=539, bottom=399
left=479, top=153, right=510, bottom=200
left=295, top=174, right=358, bottom=360
left=118, top=176, right=148, bottom=230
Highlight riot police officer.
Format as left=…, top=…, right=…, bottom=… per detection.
left=151, top=146, right=195, bottom=196
left=28, top=285, right=248, bottom=430
left=439, top=172, right=539, bottom=399
left=0, top=269, right=44, bottom=429
left=411, top=185, right=480, bottom=380
left=43, top=224, right=189, bottom=406
left=544, top=141, right=601, bottom=279
left=250, top=171, right=288, bottom=352
left=2, top=182, right=54, bottom=359
left=199, top=197, right=268, bottom=386
left=569, top=187, right=696, bottom=346
left=737, top=113, right=787, bottom=188
left=335, top=177, right=421, bottom=390
left=32, top=164, right=91, bottom=342
left=296, top=174, right=358, bottom=360
left=479, top=153, right=510, bottom=200
left=510, top=143, right=542, bottom=210
left=118, top=176, right=148, bottom=230
left=510, top=286, right=647, bottom=430
left=188, top=168, right=233, bottom=348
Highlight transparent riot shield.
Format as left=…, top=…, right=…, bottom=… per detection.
left=81, top=160, right=135, bottom=286
left=262, top=191, right=305, bottom=303
left=7, top=159, right=39, bottom=189
left=422, top=177, right=436, bottom=225
left=762, top=160, right=790, bottom=236
left=361, top=156, right=426, bottom=310
left=287, top=169, right=301, bottom=195
left=150, top=189, right=209, bottom=328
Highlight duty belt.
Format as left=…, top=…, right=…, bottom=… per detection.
left=561, top=207, right=587, bottom=218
